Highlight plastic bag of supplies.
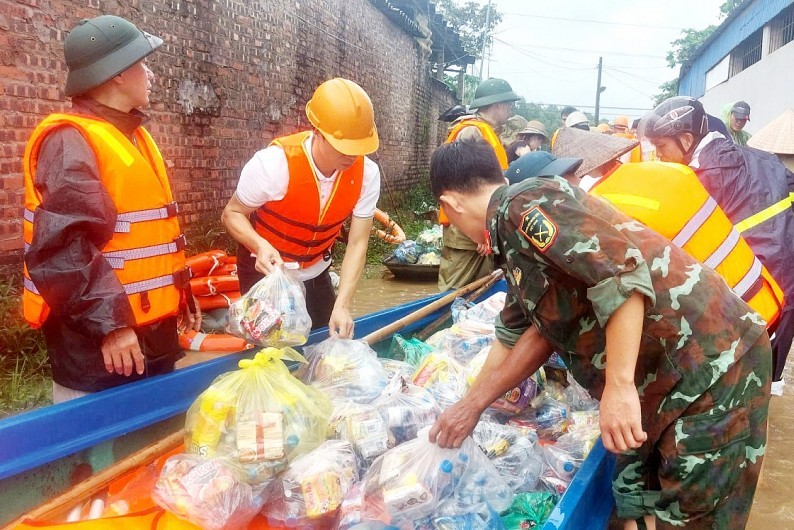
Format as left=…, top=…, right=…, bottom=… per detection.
left=302, top=337, right=389, bottom=404
left=225, top=265, right=311, bottom=347
left=262, top=440, right=362, bottom=525
left=354, top=426, right=513, bottom=527
left=184, top=348, right=331, bottom=487
left=153, top=454, right=264, bottom=530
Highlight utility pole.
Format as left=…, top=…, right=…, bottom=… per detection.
left=594, top=56, right=605, bottom=123
left=479, top=0, right=492, bottom=81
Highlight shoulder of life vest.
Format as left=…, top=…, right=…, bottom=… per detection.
left=255, top=131, right=365, bottom=268
left=446, top=119, right=509, bottom=170
left=22, top=113, right=187, bottom=328
left=593, top=161, right=783, bottom=326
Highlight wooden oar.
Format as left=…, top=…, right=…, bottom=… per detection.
left=4, top=431, right=184, bottom=528
left=414, top=269, right=504, bottom=342
left=361, top=269, right=503, bottom=346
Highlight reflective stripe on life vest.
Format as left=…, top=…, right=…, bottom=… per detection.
left=252, top=131, right=364, bottom=268
left=591, top=161, right=784, bottom=326
left=22, top=113, right=186, bottom=328
left=735, top=195, right=794, bottom=233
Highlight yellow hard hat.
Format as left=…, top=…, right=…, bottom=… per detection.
left=613, top=115, right=630, bottom=128
left=305, top=78, right=379, bottom=156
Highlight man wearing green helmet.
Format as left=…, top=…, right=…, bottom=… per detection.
left=23, top=15, right=201, bottom=402
left=439, top=77, right=519, bottom=291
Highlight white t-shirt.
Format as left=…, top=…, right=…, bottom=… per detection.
left=236, top=132, right=381, bottom=281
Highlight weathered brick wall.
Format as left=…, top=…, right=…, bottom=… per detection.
left=0, top=0, right=457, bottom=252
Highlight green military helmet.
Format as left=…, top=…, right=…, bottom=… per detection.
left=64, top=15, right=163, bottom=97
left=469, top=78, right=520, bottom=111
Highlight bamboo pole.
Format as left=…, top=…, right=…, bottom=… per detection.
left=361, top=270, right=503, bottom=346
left=5, top=430, right=184, bottom=529
left=414, top=270, right=504, bottom=342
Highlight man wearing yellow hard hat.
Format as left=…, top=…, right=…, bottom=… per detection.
left=222, top=78, right=380, bottom=338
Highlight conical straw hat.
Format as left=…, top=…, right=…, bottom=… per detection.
left=747, top=109, right=794, bottom=154
left=552, top=127, right=638, bottom=178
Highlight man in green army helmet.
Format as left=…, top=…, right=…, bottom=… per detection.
left=23, top=15, right=200, bottom=404
left=439, top=77, right=519, bottom=292
left=428, top=140, right=771, bottom=529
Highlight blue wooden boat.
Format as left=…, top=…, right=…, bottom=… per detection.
left=0, top=281, right=615, bottom=529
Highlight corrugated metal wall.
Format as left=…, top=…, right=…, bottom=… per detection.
left=679, top=0, right=793, bottom=97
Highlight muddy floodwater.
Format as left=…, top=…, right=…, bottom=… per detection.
left=748, top=359, right=794, bottom=528
left=350, top=271, right=440, bottom=318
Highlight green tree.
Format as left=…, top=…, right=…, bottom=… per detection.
left=434, top=0, right=503, bottom=62
left=654, top=0, right=743, bottom=104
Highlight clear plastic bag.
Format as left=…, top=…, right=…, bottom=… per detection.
left=453, top=292, right=507, bottom=325
left=225, top=266, right=311, bottom=347
left=509, top=396, right=570, bottom=442
left=465, top=347, right=543, bottom=415
left=472, top=421, right=544, bottom=493
left=411, top=351, right=467, bottom=410
left=356, top=427, right=513, bottom=527
left=416, top=225, right=443, bottom=249
left=438, top=321, right=495, bottom=365
left=302, top=338, right=389, bottom=404
left=393, top=240, right=421, bottom=264
left=262, top=440, right=361, bottom=525
left=153, top=454, right=264, bottom=530
left=417, top=500, right=505, bottom=529
left=379, top=357, right=416, bottom=381
left=540, top=435, right=587, bottom=495
left=185, top=348, right=331, bottom=486
left=327, top=400, right=394, bottom=462
left=564, top=372, right=599, bottom=411
left=372, top=376, right=441, bottom=445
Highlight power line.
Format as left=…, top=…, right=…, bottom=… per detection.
left=500, top=12, right=686, bottom=31
left=496, top=38, right=668, bottom=60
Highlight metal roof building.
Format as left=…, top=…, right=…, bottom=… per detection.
left=678, top=0, right=794, bottom=133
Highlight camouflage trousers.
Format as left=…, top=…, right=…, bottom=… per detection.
left=613, top=333, right=771, bottom=529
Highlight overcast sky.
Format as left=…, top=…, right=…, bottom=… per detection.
left=466, top=0, right=725, bottom=123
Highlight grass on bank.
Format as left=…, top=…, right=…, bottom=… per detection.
left=0, top=265, right=51, bottom=418
left=0, top=182, right=438, bottom=416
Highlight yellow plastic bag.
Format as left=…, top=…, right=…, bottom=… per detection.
left=184, top=347, right=332, bottom=487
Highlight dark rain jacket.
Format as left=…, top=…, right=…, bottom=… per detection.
left=694, top=137, right=794, bottom=297
left=24, top=97, right=181, bottom=393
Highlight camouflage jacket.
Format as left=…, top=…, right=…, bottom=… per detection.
left=488, top=177, right=766, bottom=445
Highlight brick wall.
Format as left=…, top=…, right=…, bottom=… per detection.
left=0, top=0, right=457, bottom=252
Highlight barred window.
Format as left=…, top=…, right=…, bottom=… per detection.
left=729, top=28, right=762, bottom=77
left=770, top=3, right=794, bottom=53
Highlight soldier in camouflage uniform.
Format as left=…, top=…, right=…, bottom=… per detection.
left=427, top=140, right=771, bottom=529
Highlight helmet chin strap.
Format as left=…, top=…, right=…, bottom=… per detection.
left=675, top=133, right=700, bottom=164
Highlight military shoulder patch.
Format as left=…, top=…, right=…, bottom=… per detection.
left=518, top=206, right=558, bottom=252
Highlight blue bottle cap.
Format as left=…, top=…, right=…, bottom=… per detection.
left=458, top=453, right=469, bottom=463
left=286, top=434, right=299, bottom=447
left=563, top=461, right=574, bottom=472
left=440, top=459, right=453, bottom=473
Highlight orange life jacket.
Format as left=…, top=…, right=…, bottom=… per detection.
left=439, top=118, right=509, bottom=226
left=253, top=131, right=364, bottom=268
left=446, top=118, right=509, bottom=170
left=591, top=161, right=784, bottom=327
left=23, top=114, right=187, bottom=329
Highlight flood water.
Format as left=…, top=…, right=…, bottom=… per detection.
left=748, top=359, right=794, bottom=528
left=350, top=269, right=440, bottom=318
